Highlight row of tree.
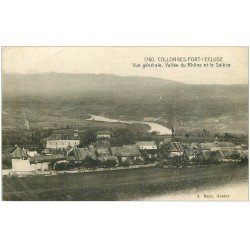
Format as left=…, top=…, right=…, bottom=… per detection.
left=51, top=156, right=118, bottom=170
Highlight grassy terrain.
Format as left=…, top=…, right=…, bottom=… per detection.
left=177, top=112, right=248, bottom=135
left=2, top=163, right=248, bottom=201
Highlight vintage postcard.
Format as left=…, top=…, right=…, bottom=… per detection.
left=1, top=47, right=248, bottom=201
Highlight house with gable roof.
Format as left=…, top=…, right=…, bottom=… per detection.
left=11, top=146, right=34, bottom=174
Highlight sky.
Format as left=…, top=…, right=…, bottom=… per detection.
left=2, top=47, right=248, bottom=85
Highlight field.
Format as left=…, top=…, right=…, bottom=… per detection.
left=2, top=163, right=248, bottom=201
left=177, top=112, right=248, bottom=135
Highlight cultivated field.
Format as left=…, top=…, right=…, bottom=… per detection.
left=2, top=163, right=248, bottom=201
left=177, top=112, right=248, bottom=135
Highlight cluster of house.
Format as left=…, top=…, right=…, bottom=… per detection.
left=69, top=140, right=158, bottom=166
left=160, top=138, right=248, bottom=164
left=7, top=130, right=248, bottom=175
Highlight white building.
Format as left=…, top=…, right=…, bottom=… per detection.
left=97, top=131, right=111, bottom=139
left=46, top=139, right=80, bottom=149
left=46, top=133, right=80, bottom=149
left=136, top=141, right=157, bottom=150
left=11, top=146, right=51, bottom=174
left=11, top=146, right=34, bottom=174
left=27, top=150, right=38, bottom=157
left=12, top=158, right=34, bottom=173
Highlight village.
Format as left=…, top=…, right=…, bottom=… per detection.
left=2, top=125, right=248, bottom=177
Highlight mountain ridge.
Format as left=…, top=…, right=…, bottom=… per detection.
left=2, top=73, right=247, bottom=101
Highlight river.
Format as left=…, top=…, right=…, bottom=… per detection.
left=87, top=114, right=172, bottom=135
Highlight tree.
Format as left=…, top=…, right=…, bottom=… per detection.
left=113, top=128, right=135, bottom=145
left=230, top=151, right=241, bottom=161
left=224, top=132, right=231, bottom=140
left=171, top=155, right=189, bottom=167
left=151, top=131, right=159, bottom=136
left=84, top=156, right=101, bottom=168
left=202, top=129, right=210, bottom=137
left=82, top=130, right=96, bottom=146
left=104, top=158, right=118, bottom=168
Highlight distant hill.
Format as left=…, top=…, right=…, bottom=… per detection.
left=2, top=73, right=248, bottom=129
left=2, top=73, right=185, bottom=99
left=3, top=72, right=248, bottom=101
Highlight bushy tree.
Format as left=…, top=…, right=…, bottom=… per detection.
left=171, top=155, right=189, bottom=167
left=84, top=156, right=101, bottom=168
left=82, top=130, right=97, bottom=146
left=240, top=156, right=248, bottom=164
left=224, top=132, right=232, bottom=141
left=113, top=128, right=135, bottom=145
left=103, top=158, right=118, bottom=168
left=230, top=151, right=241, bottom=161
left=120, top=158, right=132, bottom=167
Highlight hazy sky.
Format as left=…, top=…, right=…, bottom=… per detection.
left=2, top=47, right=248, bottom=84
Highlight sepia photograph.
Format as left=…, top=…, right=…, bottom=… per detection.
left=1, top=46, right=248, bottom=201
left=1, top=1, right=250, bottom=250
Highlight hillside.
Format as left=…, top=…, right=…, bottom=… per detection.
left=3, top=73, right=247, bottom=100
left=2, top=73, right=248, bottom=131
left=2, top=73, right=185, bottom=99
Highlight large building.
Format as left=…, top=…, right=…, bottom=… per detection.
left=97, top=131, right=111, bottom=140
left=46, top=133, right=80, bottom=149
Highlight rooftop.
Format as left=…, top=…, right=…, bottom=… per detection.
left=47, top=133, right=80, bottom=140
left=11, top=147, right=29, bottom=159
left=29, top=154, right=65, bottom=163
left=168, top=142, right=184, bottom=152
left=199, top=142, right=236, bottom=150
left=97, top=131, right=111, bottom=136
left=95, top=147, right=111, bottom=156
left=73, top=147, right=97, bottom=160
left=136, top=141, right=157, bottom=146
left=111, top=145, right=140, bottom=157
